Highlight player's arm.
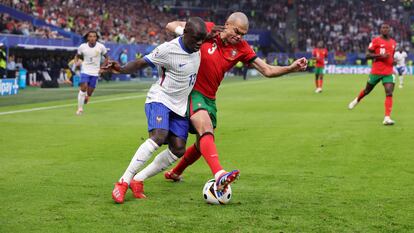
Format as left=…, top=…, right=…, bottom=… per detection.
left=166, top=21, right=186, bottom=35
left=102, top=58, right=149, bottom=74
left=366, top=49, right=388, bottom=60
left=251, top=57, right=308, bottom=78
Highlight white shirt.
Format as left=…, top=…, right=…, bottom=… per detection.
left=144, top=37, right=200, bottom=117
left=394, top=51, right=407, bottom=67
left=77, top=42, right=107, bottom=76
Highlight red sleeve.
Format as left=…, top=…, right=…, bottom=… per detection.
left=205, top=22, right=215, bottom=33
left=312, top=49, right=316, bottom=57
left=368, top=38, right=377, bottom=51
left=325, top=49, right=328, bottom=57
left=240, top=41, right=257, bottom=63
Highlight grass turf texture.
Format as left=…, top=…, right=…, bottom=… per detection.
left=0, top=74, right=413, bottom=232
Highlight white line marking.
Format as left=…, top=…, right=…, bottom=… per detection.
left=0, top=74, right=304, bottom=116
left=0, top=94, right=145, bottom=116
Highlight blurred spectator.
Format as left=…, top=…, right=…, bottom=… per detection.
left=296, top=0, right=410, bottom=53
left=119, top=49, right=128, bottom=66
left=0, top=43, right=6, bottom=78
left=6, top=54, right=16, bottom=78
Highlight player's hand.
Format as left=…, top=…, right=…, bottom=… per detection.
left=100, top=60, right=121, bottom=74
left=290, top=57, right=308, bottom=72
left=205, top=25, right=224, bottom=40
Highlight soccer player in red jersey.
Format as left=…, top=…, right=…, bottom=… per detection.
left=129, top=12, right=307, bottom=198
left=312, top=41, right=328, bottom=93
left=348, top=24, right=397, bottom=125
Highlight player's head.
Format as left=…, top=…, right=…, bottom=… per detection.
left=380, top=24, right=390, bottom=37
left=398, top=47, right=403, bottom=52
left=317, top=41, right=323, bottom=48
left=183, top=17, right=207, bottom=53
left=84, top=31, right=99, bottom=44
left=223, top=12, right=249, bottom=45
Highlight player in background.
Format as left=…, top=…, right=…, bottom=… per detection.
left=131, top=12, right=307, bottom=198
left=394, top=47, right=408, bottom=88
left=312, top=41, right=328, bottom=93
left=348, top=24, right=397, bottom=125
left=105, top=17, right=207, bottom=204
left=75, top=31, right=109, bottom=115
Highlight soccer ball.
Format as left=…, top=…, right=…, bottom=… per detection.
left=202, top=179, right=232, bottom=205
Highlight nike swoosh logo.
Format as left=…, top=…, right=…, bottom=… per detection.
left=179, top=63, right=187, bottom=67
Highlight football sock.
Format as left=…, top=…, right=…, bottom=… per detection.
left=399, top=76, right=404, bottom=86
left=214, top=170, right=226, bottom=181
left=172, top=144, right=201, bottom=175
left=385, top=96, right=393, bottom=117
left=133, top=149, right=179, bottom=181
left=120, top=139, right=159, bottom=184
left=357, top=89, right=366, bottom=102
left=78, top=90, right=87, bottom=109
left=318, top=78, right=323, bottom=88
left=199, top=134, right=223, bottom=176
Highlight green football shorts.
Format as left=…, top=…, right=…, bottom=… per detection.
left=315, top=67, right=325, bottom=75
left=187, top=90, right=217, bottom=133
left=368, top=74, right=395, bottom=85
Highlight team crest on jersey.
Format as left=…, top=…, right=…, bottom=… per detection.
left=208, top=43, right=217, bottom=55
left=156, top=116, right=162, bottom=123
left=197, top=103, right=202, bottom=107
left=231, top=49, right=237, bottom=57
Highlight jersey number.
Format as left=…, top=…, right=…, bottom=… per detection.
left=379, top=48, right=386, bottom=55
left=189, top=73, right=196, bottom=87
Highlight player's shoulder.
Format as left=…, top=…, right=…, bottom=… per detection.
left=96, top=42, right=106, bottom=48
left=205, top=22, right=215, bottom=32
left=237, top=39, right=254, bottom=51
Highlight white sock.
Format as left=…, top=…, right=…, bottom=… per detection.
left=120, top=139, right=159, bottom=184
left=77, top=90, right=87, bottom=110
left=214, top=170, right=226, bottom=181
left=133, top=149, right=179, bottom=181
left=399, top=76, right=404, bottom=85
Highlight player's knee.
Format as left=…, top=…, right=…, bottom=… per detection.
left=150, top=134, right=168, bottom=146
left=386, top=93, right=393, bottom=97
left=169, top=145, right=185, bottom=158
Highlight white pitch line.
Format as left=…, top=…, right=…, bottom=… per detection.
left=0, top=74, right=304, bottom=116
left=0, top=94, right=145, bottom=116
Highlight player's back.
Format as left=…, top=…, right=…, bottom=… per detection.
left=145, top=37, right=201, bottom=117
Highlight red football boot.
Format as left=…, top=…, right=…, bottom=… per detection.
left=112, top=180, right=128, bottom=204
left=130, top=180, right=146, bottom=199
left=164, top=170, right=182, bottom=182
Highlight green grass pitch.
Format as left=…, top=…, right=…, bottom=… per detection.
left=0, top=74, right=413, bottom=232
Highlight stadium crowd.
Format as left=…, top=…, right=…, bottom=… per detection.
left=0, top=13, right=63, bottom=38
left=3, top=0, right=175, bottom=45
left=297, top=0, right=411, bottom=53
left=2, top=0, right=412, bottom=52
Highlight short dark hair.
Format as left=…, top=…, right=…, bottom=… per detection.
left=83, top=31, right=99, bottom=41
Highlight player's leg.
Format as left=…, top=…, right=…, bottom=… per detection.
left=77, top=74, right=89, bottom=115
left=191, top=111, right=239, bottom=191
left=383, top=77, right=395, bottom=125
left=165, top=143, right=201, bottom=181
left=348, top=75, right=378, bottom=109
left=85, top=76, right=98, bottom=104
left=314, top=72, right=319, bottom=91
left=165, top=91, right=212, bottom=180
left=318, top=73, right=324, bottom=91
left=398, top=67, right=404, bottom=88
left=112, top=103, right=170, bottom=203
left=130, top=112, right=189, bottom=198
left=131, top=134, right=186, bottom=198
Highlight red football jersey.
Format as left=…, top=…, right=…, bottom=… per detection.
left=312, top=48, right=328, bottom=67
left=194, top=22, right=257, bottom=99
left=368, top=36, right=396, bottom=75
